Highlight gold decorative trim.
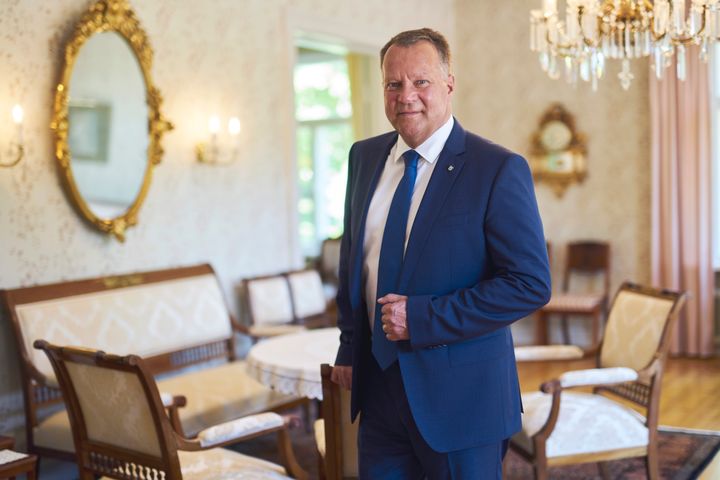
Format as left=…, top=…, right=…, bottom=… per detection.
left=529, top=103, right=587, bottom=198
left=101, top=273, right=144, bottom=289
left=51, top=0, right=173, bottom=242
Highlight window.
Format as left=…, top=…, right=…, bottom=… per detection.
left=294, top=48, right=353, bottom=259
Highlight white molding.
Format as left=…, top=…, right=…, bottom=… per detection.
left=281, top=6, right=388, bottom=266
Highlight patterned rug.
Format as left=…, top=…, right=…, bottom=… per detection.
left=504, top=429, right=720, bottom=480
left=231, top=421, right=720, bottom=480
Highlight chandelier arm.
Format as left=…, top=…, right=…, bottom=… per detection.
left=543, top=26, right=577, bottom=55
left=577, top=7, right=601, bottom=50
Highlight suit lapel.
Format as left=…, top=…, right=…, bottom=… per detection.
left=348, top=134, right=397, bottom=307
left=398, top=120, right=467, bottom=293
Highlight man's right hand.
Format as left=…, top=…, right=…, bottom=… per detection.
left=331, top=365, right=352, bottom=390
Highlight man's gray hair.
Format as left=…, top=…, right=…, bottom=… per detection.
left=380, top=28, right=451, bottom=72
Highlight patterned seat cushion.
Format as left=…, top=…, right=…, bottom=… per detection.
left=513, top=391, right=648, bottom=458
left=99, top=447, right=292, bottom=479
left=176, top=447, right=291, bottom=479
left=541, top=293, right=604, bottom=312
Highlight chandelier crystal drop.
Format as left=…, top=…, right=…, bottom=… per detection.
left=530, top=0, right=720, bottom=90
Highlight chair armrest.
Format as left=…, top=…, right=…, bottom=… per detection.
left=176, top=412, right=309, bottom=479
left=514, top=345, right=584, bottom=362
left=160, top=393, right=187, bottom=436
left=558, top=367, right=638, bottom=388
left=196, top=412, right=286, bottom=448
left=229, top=313, right=251, bottom=335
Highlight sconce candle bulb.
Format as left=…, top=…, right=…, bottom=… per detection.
left=196, top=114, right=241, bottom=165
left=208, top=115, right=221, bottom=135
left=228, top=117, right=241, bottom=136
left=12, top=104, right=23, bottom=124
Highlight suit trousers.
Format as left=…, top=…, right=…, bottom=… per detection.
left=358, top=356, right=508, bottom=479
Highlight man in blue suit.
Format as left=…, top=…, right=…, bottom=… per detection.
left=332, top=28, right=551, bottom=479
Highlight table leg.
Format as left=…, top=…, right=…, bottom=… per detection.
left=591, top=310, right=600, bottom=349
left=535, top=312, right=549, bottom=345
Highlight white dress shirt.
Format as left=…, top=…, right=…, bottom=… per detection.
left=363, top=116, right=455, bottom=328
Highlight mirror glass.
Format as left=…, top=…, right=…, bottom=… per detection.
left=67, top=32, right=149, bottom=220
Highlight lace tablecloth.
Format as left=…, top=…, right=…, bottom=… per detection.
left=245, top=328, right=339, bottom=400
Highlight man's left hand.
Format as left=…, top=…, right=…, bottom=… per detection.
left=377, top=293, right=409, bottom=341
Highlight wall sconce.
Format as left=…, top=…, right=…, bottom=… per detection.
left=1, top=105, right=24, bottom=168
left=195, top=115, right=241, bottom=164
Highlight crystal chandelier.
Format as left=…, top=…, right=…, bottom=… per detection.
left=530, top=0, right=720, bottom=90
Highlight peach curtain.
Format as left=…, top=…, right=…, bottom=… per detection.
left=650, top=47, right=715, bottom=357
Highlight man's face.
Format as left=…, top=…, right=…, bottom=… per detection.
left=382, top=41, right=454, bottom=148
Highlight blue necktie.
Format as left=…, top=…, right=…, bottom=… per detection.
left=372, top=149, right=420, bottom=370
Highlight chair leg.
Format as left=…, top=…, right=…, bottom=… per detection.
left=533, top=461, right=549, bottom=480
left=646, top=449, right=660, bottom=480
left=535, top=312, right=549, bottom=345
left=598, top=461, right=611, bottom=480
left=318, top=451, right=327, bottom=480
left=277, top=428, right=309, bottom=480
left=591, top=310, right=601, bottom=349
left=560, top=314, right=570, bottom=344
left=302, top=400, right=313, bottom=433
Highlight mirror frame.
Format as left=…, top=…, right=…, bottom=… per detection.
left=51, top=0, right=173, bottom=241
left=528, top=103, right=587, bottom=198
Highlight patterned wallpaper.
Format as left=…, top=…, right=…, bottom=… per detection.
left=0, top=0, right=454, bottom=434
left=454, top=1, right=651, bottom=344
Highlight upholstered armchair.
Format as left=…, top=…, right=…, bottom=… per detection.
left=242, top=274, right=307, bottom=338
left=286, top=269, right=335, bottom=329
left=314, top=364, right=358, bottom=480
left=34, top=340, right=308, bottom=480
left=510, top=282, right=686, bottom=480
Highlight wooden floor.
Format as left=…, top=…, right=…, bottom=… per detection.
left=517, top=355, right=720, bottom=479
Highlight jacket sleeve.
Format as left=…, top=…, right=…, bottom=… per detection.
left=334, top=144, right=356, bottom=366
left=406, top=154, right=552, bottom=349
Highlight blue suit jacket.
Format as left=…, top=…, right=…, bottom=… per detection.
left=334, top=119, right=551, bottom=453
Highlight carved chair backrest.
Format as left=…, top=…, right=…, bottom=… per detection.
left=596, top=283, right=685, bottom=421
left=36, top=341, right=182, bottom=480
left=242, top=274, right=295, bottom=326
left=286, top=269, right=327, bottom=320
left=563, top=241, right=610, bottom=296
left=318, top=237, right=342, bottom=286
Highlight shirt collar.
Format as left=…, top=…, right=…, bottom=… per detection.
left=393, top=116, right=455, bottom=165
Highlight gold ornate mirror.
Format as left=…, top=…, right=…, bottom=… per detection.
left=529, top=103, right=587, bottom=198
left=51, top=0, right=173, bottom=241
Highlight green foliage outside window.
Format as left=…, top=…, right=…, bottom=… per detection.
left=294, top=57, right=353, bottom=257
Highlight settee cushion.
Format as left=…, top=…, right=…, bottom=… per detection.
left=513, top=391, right=648, bottom=459
left=99, top=447, right=291, bottom=480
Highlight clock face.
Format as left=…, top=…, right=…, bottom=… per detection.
left=539, top=120, right=572, bottom=152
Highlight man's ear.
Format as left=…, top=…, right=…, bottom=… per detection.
left=446, top=74, right=455, bottom=94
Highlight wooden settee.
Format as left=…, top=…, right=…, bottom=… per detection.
left=1, top=264, right=305, bottom=462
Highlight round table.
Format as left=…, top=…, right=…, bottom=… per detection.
left=245, top=327, right=339, bottom=400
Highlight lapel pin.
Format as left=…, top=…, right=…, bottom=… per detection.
left=447, top=165, right=455, bottom=172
